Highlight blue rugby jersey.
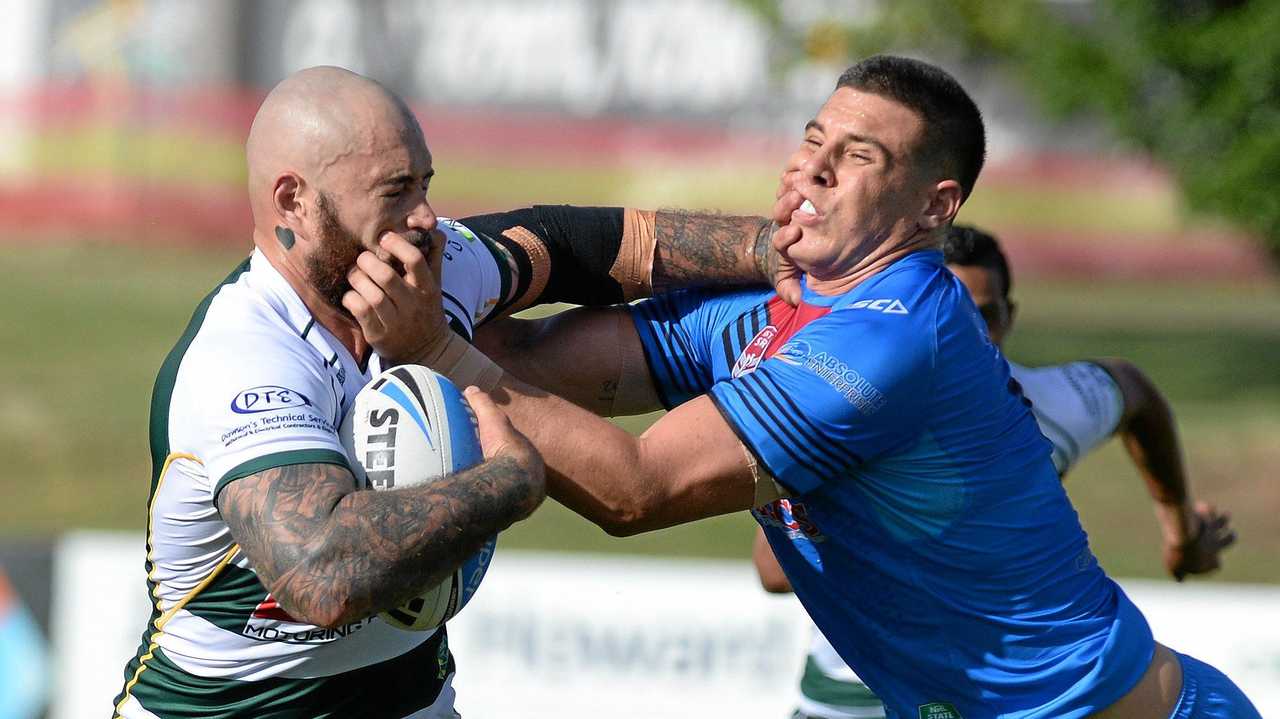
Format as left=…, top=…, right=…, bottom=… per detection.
left=630, top=250, right=1154, bottom=718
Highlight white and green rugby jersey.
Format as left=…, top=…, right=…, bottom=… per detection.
left=114, top=219, right=511, bottom=719
left=791, top=360, right=1125, bottom=719
left=1009, top=360, right=1125, bottom=475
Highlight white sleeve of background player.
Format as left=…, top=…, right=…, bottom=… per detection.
left=438, top=218, right=507, bottom=339
left=1011, top=361, right=1125, bottom=475
left=174, top=327, right=351, bottom=501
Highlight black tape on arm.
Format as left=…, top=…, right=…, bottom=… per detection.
left=461, top=205, right=627, bottom=309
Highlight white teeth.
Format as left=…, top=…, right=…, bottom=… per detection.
left=798, top=199, right=817, bottom=215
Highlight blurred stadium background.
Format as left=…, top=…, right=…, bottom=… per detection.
left=0, top=0, right=1277, bottom=716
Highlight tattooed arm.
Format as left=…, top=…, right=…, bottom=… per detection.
left=651, top=209, right=785, bottom=296
left=216, top=390, right=545, bottom=628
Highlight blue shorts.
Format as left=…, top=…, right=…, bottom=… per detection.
left=1170, top=651, right=1261, bottom=719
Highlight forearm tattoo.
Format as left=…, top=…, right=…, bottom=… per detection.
left=652, top=210, right=774, bottom=293
left=217, top=457, right=540, bottom=626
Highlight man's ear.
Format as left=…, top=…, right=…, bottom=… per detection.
left=272, top=172, right=307, bottom=228
left=920, top=179, right=964, bottom=230
left=1006, top=299, right=1018, bottom=334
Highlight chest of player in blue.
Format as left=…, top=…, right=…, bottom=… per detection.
left=631, top=250, right=1155, bottom=717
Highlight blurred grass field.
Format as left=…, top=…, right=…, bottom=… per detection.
left=1, top=237, right=1276, bottom=584
left=1, top=133, right=1275, bottom=583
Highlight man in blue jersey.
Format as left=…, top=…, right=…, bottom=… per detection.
left=362, top=55, right=1258, bottom=717
left=751, top=224, right=1241, bottom=719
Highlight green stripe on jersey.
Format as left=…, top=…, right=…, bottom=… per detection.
left=181, top=563, right=267, bottom=634
left=148, top=259, right=251, bottom=494
left=213, top=448, right=352, bottom=499
left=117, top=259, right=250, bottom=715
left=127, top=627, right=454, bottom=718
left=181, top=562, right=383, bottom=644
left=476, top=233, right=514, bottom=317
left=799, top=655, right=886, bottom=710
left=444, top=219, right=513, bottom=316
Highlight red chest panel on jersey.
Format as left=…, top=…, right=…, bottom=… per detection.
left=731, top=297, right=832, bottom=378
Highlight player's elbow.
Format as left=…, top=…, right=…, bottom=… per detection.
left=759, top=576, right=789, bottom=593
left=597, top=501, right=660, bottom=537
left=306, top=603, right=359, bottom=630
left=1100, top=358, right=1171, bottom=428
left=585, top=446, right=671, bottom=537
left=270, top=587, right=354, bottom=630
left=599, top=520, right=637, bottom=537
left=269, top=555, right=365, bottom=629
left=758, top=573, right=793, bottom=593
left=754, top=554, right=794, bottom=593
left=596, top=485, right=668, bottom=537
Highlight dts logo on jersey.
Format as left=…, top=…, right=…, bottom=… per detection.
left=230, top=386, right=312, bottom=414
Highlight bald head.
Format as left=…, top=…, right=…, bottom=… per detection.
left=246, top=66, right=425, bottom=230
left=244, top=67, right=437, bottom=316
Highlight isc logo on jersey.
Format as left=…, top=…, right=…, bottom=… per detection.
left=339, top=365, right=497, bottom=631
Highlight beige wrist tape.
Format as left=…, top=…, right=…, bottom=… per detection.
left=423, top=331, right=504, bottom=392
left=743, top=442, right=789, bottom=506
left=609, top=208, right=657, bottom=301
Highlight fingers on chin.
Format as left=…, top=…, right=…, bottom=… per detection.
left=342, top=291, right=368, bottom=315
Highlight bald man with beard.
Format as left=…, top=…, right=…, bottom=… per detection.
left=110, top=66, right=547, bottom=719
left=112, top=66, right=785, bottom=718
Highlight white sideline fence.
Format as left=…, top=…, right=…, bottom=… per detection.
left=54, top=531, right=1280, bottom=718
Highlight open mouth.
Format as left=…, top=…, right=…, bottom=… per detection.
left=791, top=198, right=821, bottom=226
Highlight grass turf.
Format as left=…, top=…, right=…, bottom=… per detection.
left=1, top=240, right=1276, bottom=583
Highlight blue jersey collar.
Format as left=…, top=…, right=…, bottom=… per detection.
left=798, top=249, right=944, bottom=308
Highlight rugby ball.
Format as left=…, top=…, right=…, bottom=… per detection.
left=339, top=364, right=497, bottom=631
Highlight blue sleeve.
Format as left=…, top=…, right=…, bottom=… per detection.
left=708, top=310, right=935, bottom=494
left=628, top=290, right=718, bottom=409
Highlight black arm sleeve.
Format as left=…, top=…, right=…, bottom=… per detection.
left=460, top=205, right=627, bottom=309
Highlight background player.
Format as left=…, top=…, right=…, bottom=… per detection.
left=751, top=223, right=1239, bottom=719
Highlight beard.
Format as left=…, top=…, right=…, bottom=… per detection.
left=304, top=193, right=433, bottom=315
left=305, top=192, right=365, bottom=315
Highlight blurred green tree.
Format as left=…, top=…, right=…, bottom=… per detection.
left=746, top=0, right=1280, bottom=259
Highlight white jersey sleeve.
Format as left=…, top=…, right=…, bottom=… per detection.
left=176, top=310, right=349, bottom=499
left=438, top=217, right=510, bottom=334
left=1009, top=361, right=1125, bottom=475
